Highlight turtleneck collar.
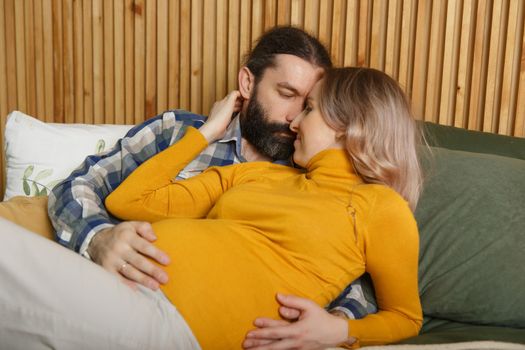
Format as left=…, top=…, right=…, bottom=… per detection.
left=303, top=148, right=362, bottom=184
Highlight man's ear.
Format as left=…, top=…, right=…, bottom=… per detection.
left=238, top=67, right=255, bottom=100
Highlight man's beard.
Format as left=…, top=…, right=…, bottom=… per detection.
left=240, top=89, right=295, bottom=160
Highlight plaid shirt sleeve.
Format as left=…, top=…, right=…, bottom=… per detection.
left=327, top=274, right=378, bottom=319
left=48, top=110, right=206, bottom=257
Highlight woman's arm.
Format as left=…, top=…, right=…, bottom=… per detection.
left=242, top=190, right=422, bottom=350
left=106, top=91, right=243, bottom=222
left=346, top=191, right=422, bottom=347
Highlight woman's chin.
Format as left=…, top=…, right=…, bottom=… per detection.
left=292, top=153, right=305, bottom=168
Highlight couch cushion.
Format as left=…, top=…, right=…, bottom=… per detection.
left=421, top=122, right=525, bottom=160
left=3, top=111, right=133, bottom=200
left=0, top=196, right=53, bottom=240
left=415, top=147, right=525, bottom=328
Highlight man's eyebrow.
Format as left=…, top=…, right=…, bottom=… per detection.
left=277, top=82, right=301, bottom=95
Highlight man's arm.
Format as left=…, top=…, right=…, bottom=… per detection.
left=48, top=111, right=205, bottom=288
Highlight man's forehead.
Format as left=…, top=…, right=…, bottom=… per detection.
left=265, top=55, right=324, bottom=94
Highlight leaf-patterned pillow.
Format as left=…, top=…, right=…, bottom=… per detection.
left=3, top=111, right=133, bottom=200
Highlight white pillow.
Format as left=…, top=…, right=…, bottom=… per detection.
left=3, top=111, right=134, bottom=200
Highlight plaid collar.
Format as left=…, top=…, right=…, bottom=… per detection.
left=218, top=113, right=246, bottom=162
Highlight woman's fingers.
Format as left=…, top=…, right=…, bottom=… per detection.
left=276, top=293, right=317, bottom=311
left=253, top=318, right=290, bottom=328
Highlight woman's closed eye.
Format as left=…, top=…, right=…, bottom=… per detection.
left=303, top=104, right=312, bottom=114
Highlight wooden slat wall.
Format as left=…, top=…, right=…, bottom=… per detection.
left=2, top=0, right=524, bottom=131
left=1, top=0, right=525, bottom=194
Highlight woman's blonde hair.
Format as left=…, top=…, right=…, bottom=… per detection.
left=318, top=67, right=423, bottom=211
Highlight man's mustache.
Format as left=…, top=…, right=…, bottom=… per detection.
left=267, top=122, right=296, bottom=138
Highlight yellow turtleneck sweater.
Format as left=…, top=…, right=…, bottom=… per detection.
left=106, top=127, right=422, bottom=349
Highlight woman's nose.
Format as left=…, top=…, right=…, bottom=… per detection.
left=289, top=112, right=302, bottom=132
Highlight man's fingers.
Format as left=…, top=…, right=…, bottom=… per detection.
left=119, top=276, right=138, bottom=291
left=132, top=221, right=157, bottom=242
left=133, top=235, right=170, bottom=265
left=118, top=260, right=160, bottom=290
left=127, top=246, right=169, bottom=284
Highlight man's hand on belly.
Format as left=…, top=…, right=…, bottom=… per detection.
left=87, top=221, right=170, bottom=290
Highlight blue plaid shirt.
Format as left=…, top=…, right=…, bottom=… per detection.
left=48, top=109, right=377, bottom=319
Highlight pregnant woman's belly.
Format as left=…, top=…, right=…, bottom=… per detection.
left=151, top=218, right=325, bottom=350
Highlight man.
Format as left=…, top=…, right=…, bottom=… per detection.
left=49, top=26, right=376, bottom=348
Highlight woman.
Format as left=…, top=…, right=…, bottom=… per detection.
left=105, top=67, right=423, bottom=349
left=0, top=67, right=422, bottom=350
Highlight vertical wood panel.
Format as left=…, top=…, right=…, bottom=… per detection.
left=357, top=0, right=371, bottom=66
left=156, top=0, right=168, bottom=114
left=424, top=0, right=447, bottom=123
left=318, top=0, right=332, bottom=51
left=411, top=0, right=432, bottom=118
left=454, top=0, right=476, bottom=129
left=145, top=0, right=157, bottom=118
left=0, top=0, right=7, bottom=194
left=179, top=0, right=190, bottom=111
left=265, top=0, right=277, bottom=30
left=82, top=0, right=93, bottom=123
left=103, top=0, right=115, bottom=122
left=251, top=0, right=264, bottom=44
left=63, top=0, right=74, bottom=123
left=239, top=1, right=251, bottom=68
left=498, top=0, right=519, bottom=135
left=277, top=0, right=291, bottom=25
left=4, top=0, right=17, bottom=114
left=227, top=0, right=240, bottom=92
left=42, top=0, right=54, bottom=121
left=24, top=0, right=36, bottom=117
left=331, top=0, right=346, bottom=67
left=483, top=0, right=507, bottom=132
left=468, top=0, right=491, bottom=131
left=369, top=0, right=386, bottom=70
left=114, top=0, right=125, bottom=123
left=290, top=0, right=304, bottom=27
left=515, top=3, right=525, bottom=137
left=124, top=0, right=135, bottom=122
left=304, top=0, right=320, bottom=36
left=92, top=0, right=103, bottom=123
left=167, top=0, right=180, bottom=110
left=202, top=0, right=216, bottom=112
left=15, top=0, right=27, bottom=113
left=73, top=0, right=84, bottom=123
left=0, top=0, right=7, bottom=122
left=344, top=0, right=359, bottom=66
left=398, top=0, right=418, bottom=95
left=133, top=0, right=145, bottom=123
left=385, top=0, right=402, bottom=79
left=190, top=0, right=202, bottom=114
left=52, top=0, right=64, bottom=121
left=216, top=0, right=228, bottom=100
left=439, top=0, right=462, bottom=126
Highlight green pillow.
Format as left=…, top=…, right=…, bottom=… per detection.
left=420, top=122, right=525, bottom=160
left=415, top=147, right=525, bottom=328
